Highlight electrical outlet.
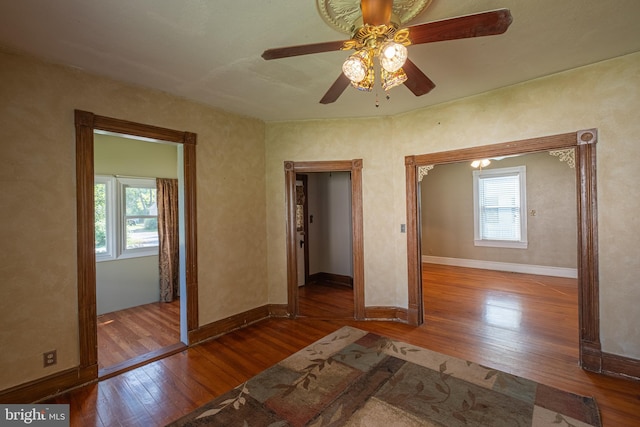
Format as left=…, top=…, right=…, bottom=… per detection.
left=43, top=350, right=57, bottom=367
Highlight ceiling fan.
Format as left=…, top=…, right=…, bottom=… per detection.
left=262, top=0, right=512, bottom=104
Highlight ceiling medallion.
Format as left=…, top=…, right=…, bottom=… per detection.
left=316, top=0, right=433, bottom=34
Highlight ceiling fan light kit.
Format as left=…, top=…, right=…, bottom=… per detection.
left=340, top=24, right=412, bottom=92
left=262, top=1, right=513, bottom=104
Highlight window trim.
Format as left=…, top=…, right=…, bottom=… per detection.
left=472, top=165, right=528, bottom=249
left=94, top=176, right=116, bottom=261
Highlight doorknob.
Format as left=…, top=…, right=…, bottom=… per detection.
left=299, top=239, right=305, bottom=248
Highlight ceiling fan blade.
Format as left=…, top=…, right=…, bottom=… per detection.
left=262, top=40, right=347, bottom=60
left=402, top=59, right=436, bottom=96
left=407, top=9, right=513, bottom=45
left=320, top=74, right=351, bottom=104
left=361, top=0, right=393, bottom=26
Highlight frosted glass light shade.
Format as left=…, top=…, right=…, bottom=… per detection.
left=351, top=65, right=375, bottom=92
left=342, top=50, right=371, bottom=83
left=379, top=41, right=408, bottom=72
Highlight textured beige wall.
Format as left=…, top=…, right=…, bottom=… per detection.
left=266, top=52, right=640, bottom=359
left=94, top=133, right=179, bottom=178
left=421, top=152, right=577, bottom=267
left=0, top=48, right=266, bottom=390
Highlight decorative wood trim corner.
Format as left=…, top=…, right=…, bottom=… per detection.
left=0, top=365, right=97, bottom=404
left=184, top=132, right=197, bottom=145
left=417, top=165, right=434, bottom=181
left=549, top=149, right=576, bottom=169
left=365, top=306, right=408, bottom=322
left=580, top=340, right=603, bottom=373
left=577, top=128, right=598, bottom=145
left=188, top=306, right=271, bottom=345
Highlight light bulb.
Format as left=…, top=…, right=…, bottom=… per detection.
left=379, top=41, right=408, bottom=73
left=471, top=159, right=491, bottom=168
left=383, top=44, right=397, bottom=58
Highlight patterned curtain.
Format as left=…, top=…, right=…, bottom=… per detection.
left=157, top=178, right=179, bottom=302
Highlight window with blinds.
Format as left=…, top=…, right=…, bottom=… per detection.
left=472, top=166, right=528, bottom=249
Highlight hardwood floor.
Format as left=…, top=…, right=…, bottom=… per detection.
left=97, top=300, right=181, bottom=375
left=421, top=263, right=580, bottom=379
left=48, top=265, right=640, bottom=426
left=298, top=280, right=354, bottom=318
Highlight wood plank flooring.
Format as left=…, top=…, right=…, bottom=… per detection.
left=48, top=265, right=640, bottom=426
left=97, top=300, right=181, bottom=373
left=298, top=280, right=354, bottom=318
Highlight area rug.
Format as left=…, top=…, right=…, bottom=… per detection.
left=167, top=326, right=601, bottom=426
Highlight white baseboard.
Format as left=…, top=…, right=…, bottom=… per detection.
left=422, top=255, right=578, bottom=279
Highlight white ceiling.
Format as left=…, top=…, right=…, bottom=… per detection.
left=1, top=0, right=639, bottom=122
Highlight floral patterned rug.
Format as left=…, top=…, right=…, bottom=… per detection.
left=167, top=326, right=601, bottom=426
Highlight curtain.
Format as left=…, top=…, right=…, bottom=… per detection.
left=157, top=178, right=179, bottom=302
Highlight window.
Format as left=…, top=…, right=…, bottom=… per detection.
left=473, top=166, right=527, bottom=249
left=94, top=176, right=158, bottom=261
left=120, top=178, right=158, bottom=254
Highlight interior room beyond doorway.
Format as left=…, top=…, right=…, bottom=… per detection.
left=297, top=171, right=354, bottom=319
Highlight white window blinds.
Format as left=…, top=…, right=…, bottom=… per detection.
left=473, top=166, right=527, bottom=248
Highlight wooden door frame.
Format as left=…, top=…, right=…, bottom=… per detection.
left=285, top=160, right=365, bottom=319
left=404, top=129, right=601, bottom=372
left=74, top=110, right=199, bottom=377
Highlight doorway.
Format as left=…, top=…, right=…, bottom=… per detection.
left=404, top=129, right=601, bottom=372
left=418, top=151, right=579, bottom=366
left=297, top=172, right=355, bottom=318
left=93, top=132, right=182, bottom=376
left=75, top=110, right=199, bottom=380
left=295, top=175, right=309, bottom=288
left=284, top=160, right=365, bottom=319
